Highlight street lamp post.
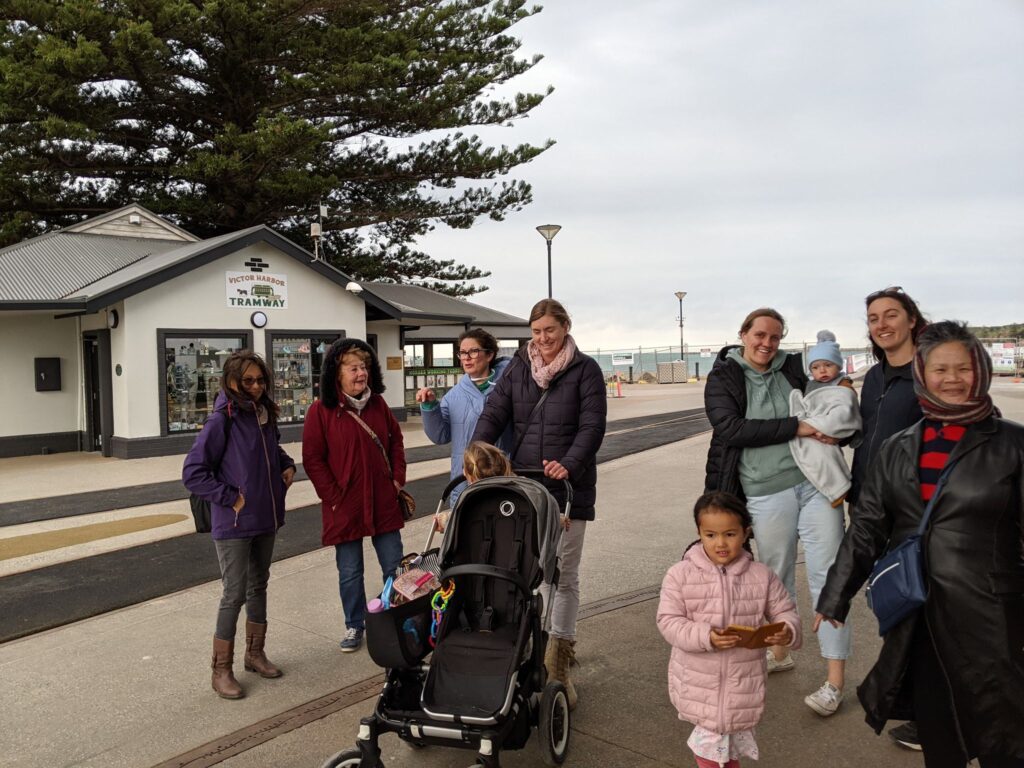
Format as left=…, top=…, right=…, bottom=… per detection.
left=675, top=291, right=687, bottom=381
left=536, top=224, right=562, bottom=298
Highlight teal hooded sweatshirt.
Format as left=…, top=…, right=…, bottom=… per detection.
left=728, top=348, right=806, bottom=496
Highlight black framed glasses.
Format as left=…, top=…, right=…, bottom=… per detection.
left=457, top=348, right=485, bottom=359
left=865, top=285, right=904, bottom=303
left=241, top=376, right=266, bottom=387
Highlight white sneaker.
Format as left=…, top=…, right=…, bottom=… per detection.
left=805, top=682, right=843, bottom=716
left=766, top=648, right=795, bottom=673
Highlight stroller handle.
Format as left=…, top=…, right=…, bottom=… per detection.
left=440, top=470, right=574, bottom=518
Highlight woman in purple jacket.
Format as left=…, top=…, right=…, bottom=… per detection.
left=183, top=351, right=296, bottom=699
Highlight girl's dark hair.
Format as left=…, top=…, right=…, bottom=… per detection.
left=529, top=298, right=572, bottom=330
left=864, top=287, right=927, bottom=362
left=221, top=351, right=279, bottom=422
left=319, top=338, right=385, bottom=409
left=458, top=328, right=499, bottom=360
left=684, top=491, right=754, bottom=554
left=739, top=307, right=787, bottom=338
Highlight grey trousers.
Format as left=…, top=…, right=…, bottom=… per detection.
left=542, top=520, right=587, bottom=640
left=213, top=533, right=276, bottom=640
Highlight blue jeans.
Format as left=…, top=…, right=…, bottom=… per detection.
left=746, top=480, right=852, bottom=660
left=334, top=531, right=404, bottom=630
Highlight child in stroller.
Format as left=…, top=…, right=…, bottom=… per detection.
left=320, top=454, right=572, bottom=768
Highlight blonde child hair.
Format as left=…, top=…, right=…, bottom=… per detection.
left=463, top=441, right=513, bottom=483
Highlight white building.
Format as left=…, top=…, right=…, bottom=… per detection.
left=0, top=205, right=528, bottom=458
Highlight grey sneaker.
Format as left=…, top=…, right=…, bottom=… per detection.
left=766, top=648, right=795, bottom=673
left=339, top=627, right=364, bottom=653
left=805, top=682, right=843, bottom=716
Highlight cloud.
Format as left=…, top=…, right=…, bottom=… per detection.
left=418, top=0, right=1024, bottom=349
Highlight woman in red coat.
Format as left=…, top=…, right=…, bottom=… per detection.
left=302, top=338, right=407, bottom=652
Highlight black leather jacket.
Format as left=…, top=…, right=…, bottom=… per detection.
left=817, top=417, right=1024, bottom=753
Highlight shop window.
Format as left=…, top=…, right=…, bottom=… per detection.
left=430, top=342, right=455, bottom=367
left=269, top=334, right=339, bottom=423
left=404, top=343, right=424, bottom=368
left=163, top=335, right=246, bottom=433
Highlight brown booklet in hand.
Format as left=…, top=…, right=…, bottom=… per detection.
left=722, top=621, right=787, bottom=649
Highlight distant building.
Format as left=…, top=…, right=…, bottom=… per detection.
left=0, top=205, right=528, bottom=458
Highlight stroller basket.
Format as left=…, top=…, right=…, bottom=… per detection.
left=366, top=524, right=441, bottom=669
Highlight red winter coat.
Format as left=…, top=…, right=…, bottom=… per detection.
left=657, top=545, right=802, bottom=734
left=302, top=395, right=406, bottom=546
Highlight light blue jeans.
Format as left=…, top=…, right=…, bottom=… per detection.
left=746, top=480, right=851, bottom=660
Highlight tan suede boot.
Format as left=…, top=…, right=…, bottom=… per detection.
left=244, top=620, right=282, bottom=678
left=211, top=637, right=244, bottom=699
left=544, top=637, right=578, bottom=710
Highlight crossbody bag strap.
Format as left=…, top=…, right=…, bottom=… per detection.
left=510, top=387, right=551, bottom=462
left=915, top=456, right=960, bottom=535
left=347, top=409, right=394, bottom=479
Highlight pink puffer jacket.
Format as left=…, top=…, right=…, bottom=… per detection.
left=656, top=545, right=801, bottom=733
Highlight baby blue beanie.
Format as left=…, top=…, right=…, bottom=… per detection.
left=807, top=330, right=844, bottom=370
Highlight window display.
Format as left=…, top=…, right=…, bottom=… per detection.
left=163, top=335, right=245, bottom=432
left=271, top=335, right=338, bottom=422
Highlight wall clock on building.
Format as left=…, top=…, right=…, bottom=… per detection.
left=250, top=311, right=269, bottom=328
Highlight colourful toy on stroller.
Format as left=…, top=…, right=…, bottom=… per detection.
left=320, top=470, right=571, bottom=768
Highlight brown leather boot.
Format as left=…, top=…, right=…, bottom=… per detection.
left=244, top=620, right=282, bottom=678
left=211, top=637, right=244, bottom=699
left=544, top=637, right=578, bottom=711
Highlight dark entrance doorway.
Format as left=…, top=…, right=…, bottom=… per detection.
left=83, top=336, right=102, bottom=451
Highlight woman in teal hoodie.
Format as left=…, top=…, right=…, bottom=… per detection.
left=704, top=307, right=852, bottom=720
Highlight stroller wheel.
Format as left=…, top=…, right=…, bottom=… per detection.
left=319, top=747, right=378, bottom=768
left=539, top=680, right=571, bottom=765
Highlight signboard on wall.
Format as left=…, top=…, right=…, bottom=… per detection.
left=386, top=356, right=403, bottom=370
left=225, top=271, right=289, bottom=308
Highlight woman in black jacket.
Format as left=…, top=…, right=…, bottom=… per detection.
left=849, top=287, right=927, bottom=507
left=703, top=307, right=851, bottom=718
left=816, top=321, right=1024, bottom=768
left=473, top=298, right=607, bottom=711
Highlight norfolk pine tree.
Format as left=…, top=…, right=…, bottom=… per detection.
left=0, top=0, right=554, bottom=295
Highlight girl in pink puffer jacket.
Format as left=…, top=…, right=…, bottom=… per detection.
left=657, top=491, right=802, bottom=768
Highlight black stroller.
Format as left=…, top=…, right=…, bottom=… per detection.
left=320, top=470, right=571, bottom=768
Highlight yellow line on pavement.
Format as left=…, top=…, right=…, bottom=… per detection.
left=0, top=515, right=189, bottom=560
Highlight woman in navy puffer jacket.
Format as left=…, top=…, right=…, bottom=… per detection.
left=416, top=328, right=513, bottom=508
left=473, top=298, right=607, bottom=711
left=183, top=351, right=296, bottom=700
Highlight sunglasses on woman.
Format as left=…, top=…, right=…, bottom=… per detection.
left=865, top=285, right=904, bottom=303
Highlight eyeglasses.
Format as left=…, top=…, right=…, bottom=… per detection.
left=866, top=285, right=905, bottom=303
left=458, top=348, right=485, bottom=359
left=241, top=376, right=266, bottom=387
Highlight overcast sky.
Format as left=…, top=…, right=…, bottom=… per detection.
left=415, top=0, right=1024, bottom=351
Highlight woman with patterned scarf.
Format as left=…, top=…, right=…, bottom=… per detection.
left=816, top=321, right=1024, bottom=768
left=473, top=298, right=607, bottom=710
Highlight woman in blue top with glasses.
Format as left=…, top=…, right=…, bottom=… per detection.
left=416, top=328, right=513, bottom=507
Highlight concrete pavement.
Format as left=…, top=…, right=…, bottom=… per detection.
left=2, top=380, right=1022, bottom=768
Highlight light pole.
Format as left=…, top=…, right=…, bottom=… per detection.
left=536, top=224, right=562, bottom=298
left=675, top=291, right=687, bottom=378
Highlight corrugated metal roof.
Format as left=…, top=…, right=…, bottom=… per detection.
left=65, top=227, right=262, bottom=299
left=0, top=232, right=180, bottom=301
left=363, top=283, right=527, bottom=325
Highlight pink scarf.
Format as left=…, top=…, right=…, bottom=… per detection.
left=527, top=335, right=577, bottom=389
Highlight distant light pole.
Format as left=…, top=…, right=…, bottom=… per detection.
left=674, top=291, right=687, bottom=360
left=536, top=224, right=562, bottom=298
